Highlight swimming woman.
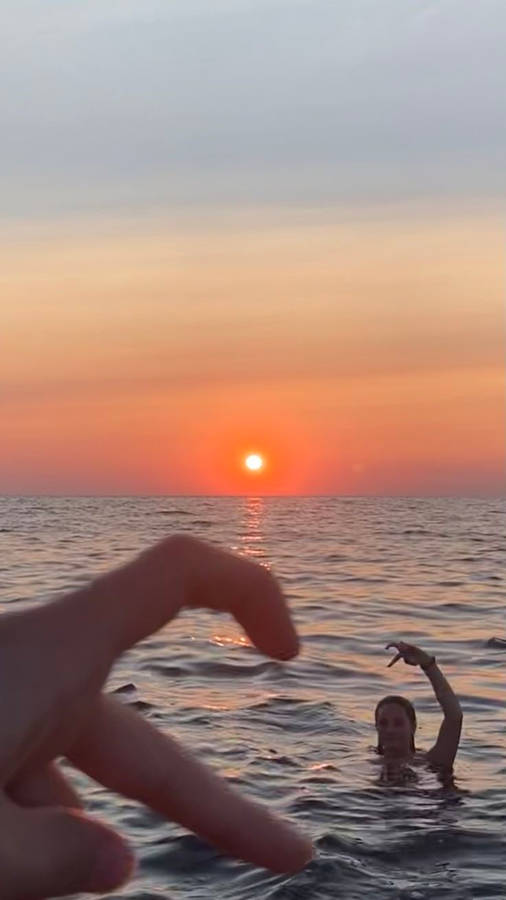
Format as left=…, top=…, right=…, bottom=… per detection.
left=375, top=641, right=463, bottom=777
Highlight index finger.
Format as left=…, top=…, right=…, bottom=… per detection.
left=387, top=652, right=402, bottom=668
left=69, top=695, right=313, bottom=874
left=48, top=535, right=299, bottom=668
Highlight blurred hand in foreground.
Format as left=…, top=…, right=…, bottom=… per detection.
left=0, top=535, right=312, bottom=900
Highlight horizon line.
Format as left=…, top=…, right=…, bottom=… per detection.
left=0, top=493, right=504, bottom=500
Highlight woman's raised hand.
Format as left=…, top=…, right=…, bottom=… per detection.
left=386, top=640, right=433, bottom=669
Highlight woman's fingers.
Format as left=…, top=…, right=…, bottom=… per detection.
left=6, top=762, right=83, bottom=809
left=386, top=641, right=422, bottom=667
left=386, top=642, right=403, bottom=666
left=0, top=796, right=134, bottom=900
left=387, top=652, right=402, bottom=668
left=68, top=694, right=313, bottom=874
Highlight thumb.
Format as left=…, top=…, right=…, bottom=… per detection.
left=0, top=797, right=134, bottom=899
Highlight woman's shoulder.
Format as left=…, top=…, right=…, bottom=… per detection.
left=414, top=750, right=457, bottom=785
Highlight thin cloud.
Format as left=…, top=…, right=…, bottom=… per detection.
left=1, top=0, right=504, bottom=218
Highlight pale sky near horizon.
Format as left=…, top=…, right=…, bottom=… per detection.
left=1, top=1, right=505, bottom=495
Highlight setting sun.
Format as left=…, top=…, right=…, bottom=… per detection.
left=244, top=453, right=264, bottom=472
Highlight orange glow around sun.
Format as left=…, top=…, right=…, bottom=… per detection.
left=195, top=421, right=310, bottom=494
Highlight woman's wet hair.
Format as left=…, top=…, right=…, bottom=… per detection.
left=375, top=695, right=417, bottom=754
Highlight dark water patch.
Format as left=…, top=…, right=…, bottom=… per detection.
left=470, top=573, right=503, bottom=583
left=113, top=893, right=167, bottom=900
left=365, top=829, right=505, bottom=864
left=433, top=601, right=468, bottom=615
left=144, top=833, right=225, bottom=874
left=181, top=714, right=214, bottom=727
left=241, top=698, right=339, bottom=735
left=112, top=682, right=137, bottom=695
left=129, top=699, right=155, bottom=713
left=260, top=753, right=299, bottom=768
left=316, top=826, right=505, bottom=865
left=487, top=637, right=506, bottom=648
left=295, top=602, right=327, bottom=614
left=261, top=858, right=359, bottom=900
left=156, top=508, right=192, bottom=515
left=187, top=660, right=296, bottom=680
left=195, top=741, right=248, bottom=759
left=316, top=832, right=363, bottom=854
left=401, top=529, right=435, bottom=536
left=120, top=807, right=167, bottom=831
left=291, top=795, right=330, bottom=813
left=250, top=696, right=307, bottom=709
left=335, top=573, right=389, bottom=584
left=143, top=663, right=190, bottom=678
left=274, top=858, right=424, bottom=900
left=469, top=655, right=506, bottom=670
left=286, top=573, right=323, bottom=587
left=459, top=693, right=505, bottom=710
left=303, top=774, right=336, bottom=785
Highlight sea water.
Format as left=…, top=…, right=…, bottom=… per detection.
left=0, top=496, right=504, bottom=899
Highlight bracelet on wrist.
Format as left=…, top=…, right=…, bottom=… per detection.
left=421, top=655, right=436, bottom=671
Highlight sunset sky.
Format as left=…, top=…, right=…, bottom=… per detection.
left=2, top=0, right=504, bottom=495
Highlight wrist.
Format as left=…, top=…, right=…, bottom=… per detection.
left=421, top=655, right=436, bottom=672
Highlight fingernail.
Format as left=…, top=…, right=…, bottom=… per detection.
left=86, top=841, right=135, bottom=892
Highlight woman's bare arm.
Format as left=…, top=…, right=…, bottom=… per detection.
left=423, top=660, right=463, bottom=768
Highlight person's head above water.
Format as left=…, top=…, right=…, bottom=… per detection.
left=375, top=695, right=417, bottom=757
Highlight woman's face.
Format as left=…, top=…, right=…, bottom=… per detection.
left=376, top=702, right=414, bottom=758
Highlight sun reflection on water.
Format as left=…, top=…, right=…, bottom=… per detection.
left=210, top=633, right=250, bottom=648
left=239, top=496, right=267, bottom=561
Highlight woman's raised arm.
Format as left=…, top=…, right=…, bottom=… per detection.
left=387, top=641, right=463, bottom=768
